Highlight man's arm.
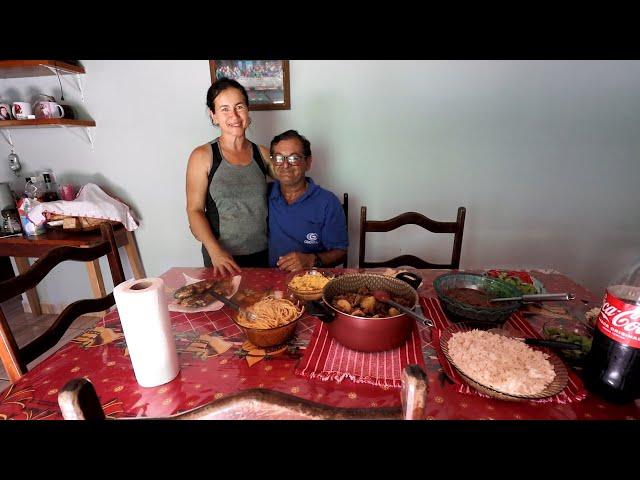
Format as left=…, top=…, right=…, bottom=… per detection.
left=276, top=249, right=346, bottom=272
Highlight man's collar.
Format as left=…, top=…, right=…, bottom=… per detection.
left=270, top=177, right=318, bottom=203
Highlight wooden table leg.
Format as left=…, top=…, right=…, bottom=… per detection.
left=124, top=230, right=146, bottom=279
left=85, top=260, right=108, bottom=317
left=85, top=260, right=106, bottom=298
left=13, top=257, right=42, bottom=316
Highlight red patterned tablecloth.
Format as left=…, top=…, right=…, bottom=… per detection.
left=0, top=267, right=638, bottom=420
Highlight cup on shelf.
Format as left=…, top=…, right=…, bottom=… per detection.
left=59, top=184, right=76, bottom=201
left=59, top=104, right=77, bottom=119
left=0, top=103, right=11, bottom=121
left=34, top=101, right=65, bottom=119
left=11, top=102, right=32, bottom=120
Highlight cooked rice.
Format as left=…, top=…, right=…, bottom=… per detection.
left=447, top=329, right=556, bottom=396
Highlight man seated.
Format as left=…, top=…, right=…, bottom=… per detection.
left=268, top=130, right=348, bottom=271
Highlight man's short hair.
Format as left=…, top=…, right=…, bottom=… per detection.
left=270, top=130, right=312, bottom=157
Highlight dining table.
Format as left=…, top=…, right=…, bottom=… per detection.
left=0, top=266, right=638, bottom=420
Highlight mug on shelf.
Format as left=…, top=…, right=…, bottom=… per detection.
left=34, top=101, right=65, bottom=119
left=59, top=184, right=76, bottom=201
left=11, top=102, right=32, bottom=120
left=0, top=103, right=11, bottom=121
left=59, top=104, right=77, bottom=119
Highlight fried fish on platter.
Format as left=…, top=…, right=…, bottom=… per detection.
left=174, top=280, right=216, bottom=299
left=180, top=292, right=216, bottom=307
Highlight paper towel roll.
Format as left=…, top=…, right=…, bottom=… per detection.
left=113, top=277, right=180, bottom=388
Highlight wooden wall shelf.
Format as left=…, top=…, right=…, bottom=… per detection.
left=0, top=60, right=85, bottom=79
left=0, top=119, right=95, bottom=129
left=0, top=60, right=95, bottom=149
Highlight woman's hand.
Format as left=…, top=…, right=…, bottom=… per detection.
left=209, top=247, right=241, bottom=277
left=277, top=252, right=315, bottom=272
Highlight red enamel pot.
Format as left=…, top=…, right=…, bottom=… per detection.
left=309, top=272, right=422, bottom=352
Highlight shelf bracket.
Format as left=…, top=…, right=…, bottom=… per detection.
left=74, top=74, right=85, bottom=102
left=59, top=125, right=94, bottom=151
left=1, top=128, right=13, bottom=148
left=42, top=65, right=86, bottom=102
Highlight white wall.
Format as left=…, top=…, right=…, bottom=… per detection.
left=1, top=60, right=638, bottom=306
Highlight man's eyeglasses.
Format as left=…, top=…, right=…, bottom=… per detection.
left=270, top=154, right=306, bottom=166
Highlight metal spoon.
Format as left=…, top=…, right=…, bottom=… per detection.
left=489, top=293, right=575, bottom=303
left=488, top=328, right=582, bottom=350
left=372, top=290, right=434, bottom=327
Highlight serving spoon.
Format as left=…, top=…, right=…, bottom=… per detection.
left=488, top=328, right=582, bottom=350
left=489, top=293, right=575, bottom=303
left=372, top=290, right=434, bottom=327
left=207, top=289, right=259, bottom=322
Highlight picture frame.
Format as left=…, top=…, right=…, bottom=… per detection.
left=209, top=60, right=290, bottom=111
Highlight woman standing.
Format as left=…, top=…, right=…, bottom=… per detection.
left=186, top=78, right=271, bottom=276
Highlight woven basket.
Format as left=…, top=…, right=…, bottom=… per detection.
left=439, top=325, right=569, bottom=401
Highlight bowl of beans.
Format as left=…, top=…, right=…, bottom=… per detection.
left=433, top=272, right=523, bottom=325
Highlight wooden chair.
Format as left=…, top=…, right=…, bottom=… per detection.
left=341, top=193, right=348, bottom=267
left=58, top=364, right=428, bottom=420
left=0, top=223, right=125, bottom=382
left=359, top=206, right=466, bottom=269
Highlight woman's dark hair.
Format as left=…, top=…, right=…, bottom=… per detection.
left=206, top=77, right=249, bottom=112
left=270, top=130, right=312, bottom=158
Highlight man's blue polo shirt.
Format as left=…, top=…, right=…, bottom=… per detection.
left=268, top=177, right=348, bottom=267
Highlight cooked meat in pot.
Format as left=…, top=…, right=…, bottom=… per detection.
left=331, top=288, right=412, bottom=318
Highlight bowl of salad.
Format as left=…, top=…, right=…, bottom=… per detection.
left=542, top=320, right=592, bottom=367
left=484, top=269, right=544, bottom=295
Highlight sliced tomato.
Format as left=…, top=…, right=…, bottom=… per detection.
left=507, top=271, right=533, bottom=284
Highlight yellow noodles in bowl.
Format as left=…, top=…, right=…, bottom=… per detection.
left=236, top=297, right=302, bottom=329
left=288, top=271, right=331, bottom=292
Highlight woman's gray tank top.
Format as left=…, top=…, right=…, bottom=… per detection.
left=205, top=138, right=268, bottom=255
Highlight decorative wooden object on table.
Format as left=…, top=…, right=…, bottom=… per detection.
left=58, top=365, right=428, bottom=420
left=47, top=213, right=120, bottom=232
left=359, top=206, right=466, bottom=269
left=0, top=223, right=145, bottom=316
left=0, top=223, right=125, bottom=383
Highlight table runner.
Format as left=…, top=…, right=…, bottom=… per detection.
left=420, top=297, right=587, bottom=403
left=295, top=321, right=425, bottom=388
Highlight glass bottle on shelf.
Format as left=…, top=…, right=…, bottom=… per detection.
left=19, top=176, right=46, bottom=236
left=41, top=171, right=60, bottom=202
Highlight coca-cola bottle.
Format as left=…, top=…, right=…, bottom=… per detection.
left=583, top=262, right=640, bottom=403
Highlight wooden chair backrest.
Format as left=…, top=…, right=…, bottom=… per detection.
left=359, top=206, right=466, bottom=269
left=0, top=223, right=125, bottom=382
left=341, top=193, right=348, bottom=267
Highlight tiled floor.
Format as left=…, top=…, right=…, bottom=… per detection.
left=0, top=296, right=100, bottom=392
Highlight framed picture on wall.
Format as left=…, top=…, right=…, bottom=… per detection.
left=209, top=60, right=291, bottom=111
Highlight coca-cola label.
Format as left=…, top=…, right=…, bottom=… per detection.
left=597, top=291, right=640, bottom=349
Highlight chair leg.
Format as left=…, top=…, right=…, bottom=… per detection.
left=124, top=230, right=145, bottom=279
left=13, top=257, right=42, bottom=316
left=85, top=260, right=107, bottom=317
left=0, top=311, right=28, bottom=383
